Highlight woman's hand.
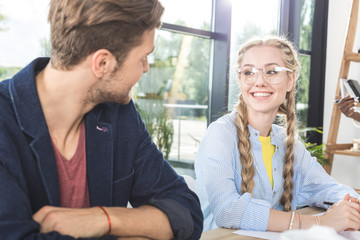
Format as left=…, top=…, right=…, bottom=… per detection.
left=321, top=194, right=360, bottom=232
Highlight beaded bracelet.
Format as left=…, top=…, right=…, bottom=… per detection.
left=98, top=206, right=111, bottom=235
left=289, top=211, right=295, bottom=230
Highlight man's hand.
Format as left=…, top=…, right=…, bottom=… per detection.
left=33, top=205, right=174, bottom=239
left=338, top=95, right=360, bottom=121
left=33, top=206, right=108, bottom=238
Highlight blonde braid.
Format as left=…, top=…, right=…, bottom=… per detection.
left=279, top=89, right=296, bottom=211
left=235, top=95, right=255, bottom=195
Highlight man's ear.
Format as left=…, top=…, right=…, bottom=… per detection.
left=91, top=49, right=117, bottom=78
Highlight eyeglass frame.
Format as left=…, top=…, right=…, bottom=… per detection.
left=236, top=65, right=293, bottom=85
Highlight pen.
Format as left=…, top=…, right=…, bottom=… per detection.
left=333, top=97, right=358, bottom=103
left=324, top=198, right=359, bottom=205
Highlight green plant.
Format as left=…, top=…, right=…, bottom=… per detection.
left=303, top=142, right=328, bottom=166
left=0, top=66, right=21, bottom=81
left=0, top=13, right=5, bottom=32
left=137, top=103, right=174, bottom=160
left=298, top=127, right=329, bottom=166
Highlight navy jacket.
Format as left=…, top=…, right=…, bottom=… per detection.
left=0, top=58, right=203, bottom=239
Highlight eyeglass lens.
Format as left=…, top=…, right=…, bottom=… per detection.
left=238, top=65, right=289, bottom=84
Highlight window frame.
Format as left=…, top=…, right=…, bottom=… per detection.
left=280, top=0, right=328, bottom=144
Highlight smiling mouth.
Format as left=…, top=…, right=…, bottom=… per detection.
left=252, top=92, right=272, bottom=97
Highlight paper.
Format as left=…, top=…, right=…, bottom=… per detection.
left=341, top=79, right=360, bottom=99
left=339, top=231, right=360, bottom=240
left=340, top=78, right=349, bottom=98
left=233, top=227, right=360, bottom=240
left=233, top=229, right=281, bottom=240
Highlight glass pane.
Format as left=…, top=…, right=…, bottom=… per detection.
left=297, top=54, right=311, bottom=129
left=228, top=0, right=280, bottom=110
left=160, top=0, right=212, bottom=31
left=299, top=0, right=315, bottom=51
left=0, top=0, right=50, bottom=81
left=133, top=30, right=210, bottom=176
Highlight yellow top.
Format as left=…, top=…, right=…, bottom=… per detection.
left=258, top=135, right=275, bottom=188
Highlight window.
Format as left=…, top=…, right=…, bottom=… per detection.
left=228, top=0, right=322, bottom=137
left=228, top=0, right=280, bottom=110
left=133, top=31, right=210, bottom=170
left=0, top=0, right=327, bottom=175
left=132, top=0, right=221, bottom=177
left=160, top=0, right=212, bottom=31
left=281, top=0, right=327, bottom=144
left=0, top=0, right=50, bottom=81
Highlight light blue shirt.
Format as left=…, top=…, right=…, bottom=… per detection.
left=195, top=110, right=359, bottom=231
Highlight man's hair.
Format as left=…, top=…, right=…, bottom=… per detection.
left=48, top=0, right=164, bottom=70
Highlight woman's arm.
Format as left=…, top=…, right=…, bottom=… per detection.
left=268, top=194, right=360, bottom=232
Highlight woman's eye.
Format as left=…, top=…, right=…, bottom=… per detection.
left=266, top=69, right=278, bottom=75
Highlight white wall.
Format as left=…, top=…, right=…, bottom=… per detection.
left=324, top=0, right=360, bottom=188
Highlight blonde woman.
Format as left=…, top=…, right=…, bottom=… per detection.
left=195, top=36, right=360, bottom=232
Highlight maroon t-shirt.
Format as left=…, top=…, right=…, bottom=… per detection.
left=52, top=121, right=90, bottom=208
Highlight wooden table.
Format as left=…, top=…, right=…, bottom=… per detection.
left=200, top=207, right=324, bottom=240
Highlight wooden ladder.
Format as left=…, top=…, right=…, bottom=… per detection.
left=325, top=0, right=360, bottom=174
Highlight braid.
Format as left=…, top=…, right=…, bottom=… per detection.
left=279, top=89, right=296, bottom=211
left=235, top=95, right=255, bottom=195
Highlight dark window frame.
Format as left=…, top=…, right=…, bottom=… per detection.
left=280, top=0, right=328, bottom=144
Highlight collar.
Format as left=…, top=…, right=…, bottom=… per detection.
left=9, top=57, right=50, bottom=138
left=248, top=122, right=284, bottom=146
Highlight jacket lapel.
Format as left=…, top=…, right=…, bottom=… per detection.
left=30, top=135, right=60, bottom=206
left=85, top=110, right=113, bottom=206
left=9, top=58, right=61, bottom=206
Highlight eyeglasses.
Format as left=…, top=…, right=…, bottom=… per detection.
left=236, top=65, right=293, bottom=85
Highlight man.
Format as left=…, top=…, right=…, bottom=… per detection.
left=0, top=0, right=203, bottom=239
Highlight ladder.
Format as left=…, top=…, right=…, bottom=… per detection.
left=325, top=0, right=360, bottom=174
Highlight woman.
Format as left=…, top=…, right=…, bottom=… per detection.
left=195, top=36, right=360, bottom=232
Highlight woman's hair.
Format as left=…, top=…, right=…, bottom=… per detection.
left=234, top=36, right=301, bottom=211
left=48, top=0, right=164, bottom=70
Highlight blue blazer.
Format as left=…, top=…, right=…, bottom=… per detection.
left=0, top=58, right=203, bottom=239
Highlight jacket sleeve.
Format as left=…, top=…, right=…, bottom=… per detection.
left=128, top=110, right=203, bottom=240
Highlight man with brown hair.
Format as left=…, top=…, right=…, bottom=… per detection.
left=0, top=0, right=202, bottom=239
